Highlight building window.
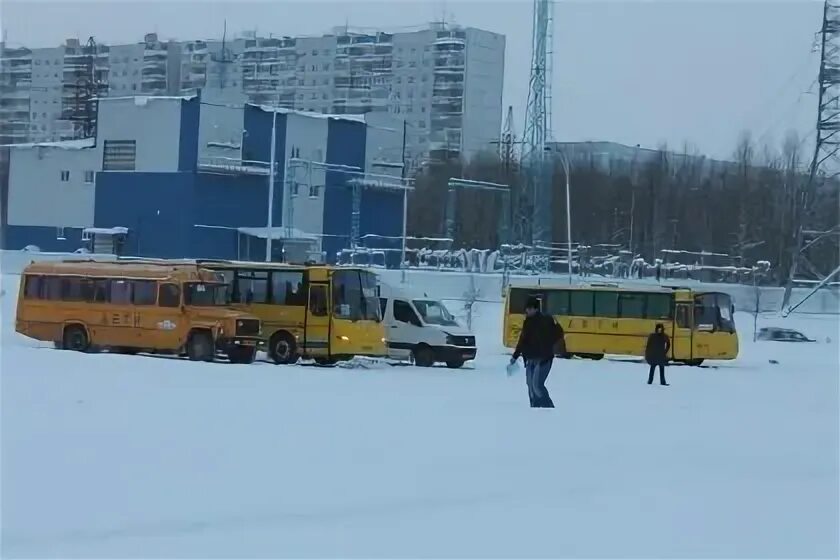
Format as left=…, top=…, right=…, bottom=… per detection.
left=103, top=140, right=136, bottom=171
left=56, top=227, right=66, bottom=240
left=84, top=170, right=95, bottom=184
left=308, top=184, right=319, bottom=198
left=60, top=170, right=70, bottom=182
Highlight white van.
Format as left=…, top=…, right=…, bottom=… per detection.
left=378, top=294, right=476, bottom=368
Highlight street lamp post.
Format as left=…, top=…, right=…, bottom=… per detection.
left=560, top=152, right=572, bottom=284
left=265, top=107, right=277, bottom=262
left=547, top=146, right=573, bottom=284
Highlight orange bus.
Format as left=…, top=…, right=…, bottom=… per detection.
left=16, top=260, right=262, bottom=363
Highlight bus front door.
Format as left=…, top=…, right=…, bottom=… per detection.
left=305, top=283, right=331, bottom=359
left=671, top=303, right=693, bottom=362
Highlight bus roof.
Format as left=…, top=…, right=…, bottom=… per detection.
left=114, top=257, right=374, bottom=274
left=509, top=283, right=688, bottom=295
left=23, top=260, right=213, bottom=281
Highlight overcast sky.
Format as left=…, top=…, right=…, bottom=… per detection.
left=1, top=0, right=823, bottom=160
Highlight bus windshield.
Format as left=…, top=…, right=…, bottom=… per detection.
left=694, top=292, right=735, bottom=333
left=333, top=270, right=381, bottom=322
left=184, top=283, right=228, bottom=306
left=413, top=300, right=459, bottom=327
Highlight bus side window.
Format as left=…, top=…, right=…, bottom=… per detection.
left=23, top=275, right=42, bottom=299
left=676, top=305, right=691, bottom=329
left=158, top=283, right=181, bottom=308
left=309, top=284, right=328, bottom=317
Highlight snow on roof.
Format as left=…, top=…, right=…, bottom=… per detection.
left=248, top=103, right=366, bottom=124
left=96, top=94, right=198, bottom=104
left=237, top=226, right=318, bottom=241
left=5, top=137, right=95, bottom=150
left=83, top=227, right=129, bottom=235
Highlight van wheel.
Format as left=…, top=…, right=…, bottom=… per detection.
left=269, top=331, right=297, bottom=365
left=445, top=359, right=465, bottom=369
left=413, top=345, right=435, bottom=368
left=685, top=359, right=704, bottom=367
left=187, top=331, right=215, bottom=362
left=227, top=346, right=256, bottom=364
left=62, top=325, right=89, bottom=352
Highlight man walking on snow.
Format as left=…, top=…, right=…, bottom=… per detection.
left=645, top=323, right=671, bottom=386
left=510, top=297, right=564, bottom=408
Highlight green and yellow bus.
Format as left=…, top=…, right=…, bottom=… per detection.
left=503, top=283, right=739, bottom=365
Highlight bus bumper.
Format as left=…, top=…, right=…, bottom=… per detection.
left=216, top=336, right=261, bottom=353
left=435, top=345, right=477, bottom=363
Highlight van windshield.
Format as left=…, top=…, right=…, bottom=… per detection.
left=184, top=283, right=228, bottom=306
left=413, top=300, right=459, bottom=327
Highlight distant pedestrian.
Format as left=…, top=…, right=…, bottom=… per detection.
left=510, top=297, right=565, bottom=408
left=645, top=323, right=670, bottom=386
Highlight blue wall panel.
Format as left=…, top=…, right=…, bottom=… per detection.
left=4, top=226, right=83, bottom=252
left=323, top=118, right=366, bottom=262
left=178, top=96, right=200, bottom=172
left=192, top=173, right=275, bottom=260
left=94, top=171, right=195, bottom=258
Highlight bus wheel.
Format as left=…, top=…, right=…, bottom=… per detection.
left=413, top=345, right=435, bottom=367
left=589, top=353, right=604, bottom=361
left=685, top=359, right=704, bottom=367
left=228, top=346, right=256, bottom=364
left=62, top=325, right=89, bottom=352
left=187, top=331, right=215, bottom=362
left=314, top=357, right=336, bottom=366
left=269, top=332, right=297, bottom=365
left=445, top=359, right=465, bottom=369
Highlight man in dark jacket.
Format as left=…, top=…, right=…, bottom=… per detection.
left=510, top=297, right=564, bottom=408
left=645, top=323, right=670, bottom=386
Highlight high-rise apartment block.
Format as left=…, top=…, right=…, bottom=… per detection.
left=1, top=23, right=505, bottom=164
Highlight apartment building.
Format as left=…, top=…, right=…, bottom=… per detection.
left=1, top=23, right=505, bottom=163
left=1, top=33, right=179, bottom=143
left=207, top=24, right=506, bottom=165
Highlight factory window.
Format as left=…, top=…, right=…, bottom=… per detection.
left=84, top=170, right=95, bottom=184
left=60, top=170, right=70, bottom=182
left=103, top=140, right=136, bottom=171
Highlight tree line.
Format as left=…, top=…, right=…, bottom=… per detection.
left=404, top=134, right=839, bottom=285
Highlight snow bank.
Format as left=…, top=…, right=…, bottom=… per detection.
left=1, top=273, right=838, bottom=557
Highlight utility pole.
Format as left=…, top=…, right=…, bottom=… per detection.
left=782, top=0, right=840, bottom=310
left=265, top=107, right=277, bottom=262
left=400, top=119, right=408, bottom=283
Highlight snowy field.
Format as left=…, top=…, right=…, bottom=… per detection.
left=1, top=272, right=838, bottom=558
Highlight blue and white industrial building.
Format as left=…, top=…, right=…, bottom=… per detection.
left=4, top=93, right=407, bottom=263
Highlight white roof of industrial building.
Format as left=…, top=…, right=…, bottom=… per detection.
left=4, top=137, right=95, bottom=150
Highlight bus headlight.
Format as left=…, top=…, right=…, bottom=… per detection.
left=340, top=335, right=350, bottom=341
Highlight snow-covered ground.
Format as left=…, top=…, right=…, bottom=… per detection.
left=1, top=273, right=838, bottom=558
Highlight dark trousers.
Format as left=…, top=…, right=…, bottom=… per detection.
left=647, top=363, right=667, bottom=385
left=526, top=359, right=555, bottom=408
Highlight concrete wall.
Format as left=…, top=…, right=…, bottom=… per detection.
left=7, top=144, right=100, bottom=228
left=97, top=97, right=184, bottom=171
left=462, top=28, right=505, bottom=159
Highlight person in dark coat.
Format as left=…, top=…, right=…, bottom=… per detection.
left=510, top=297, right=564, bottom=408
left=645, top=323, right=670, bottom=386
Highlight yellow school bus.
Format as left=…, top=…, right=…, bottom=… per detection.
left=16, top=260, right=262, bottom=363
left=503, top=283, right=739, bottom=365
left=192, top=260, right=387, bottom=365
